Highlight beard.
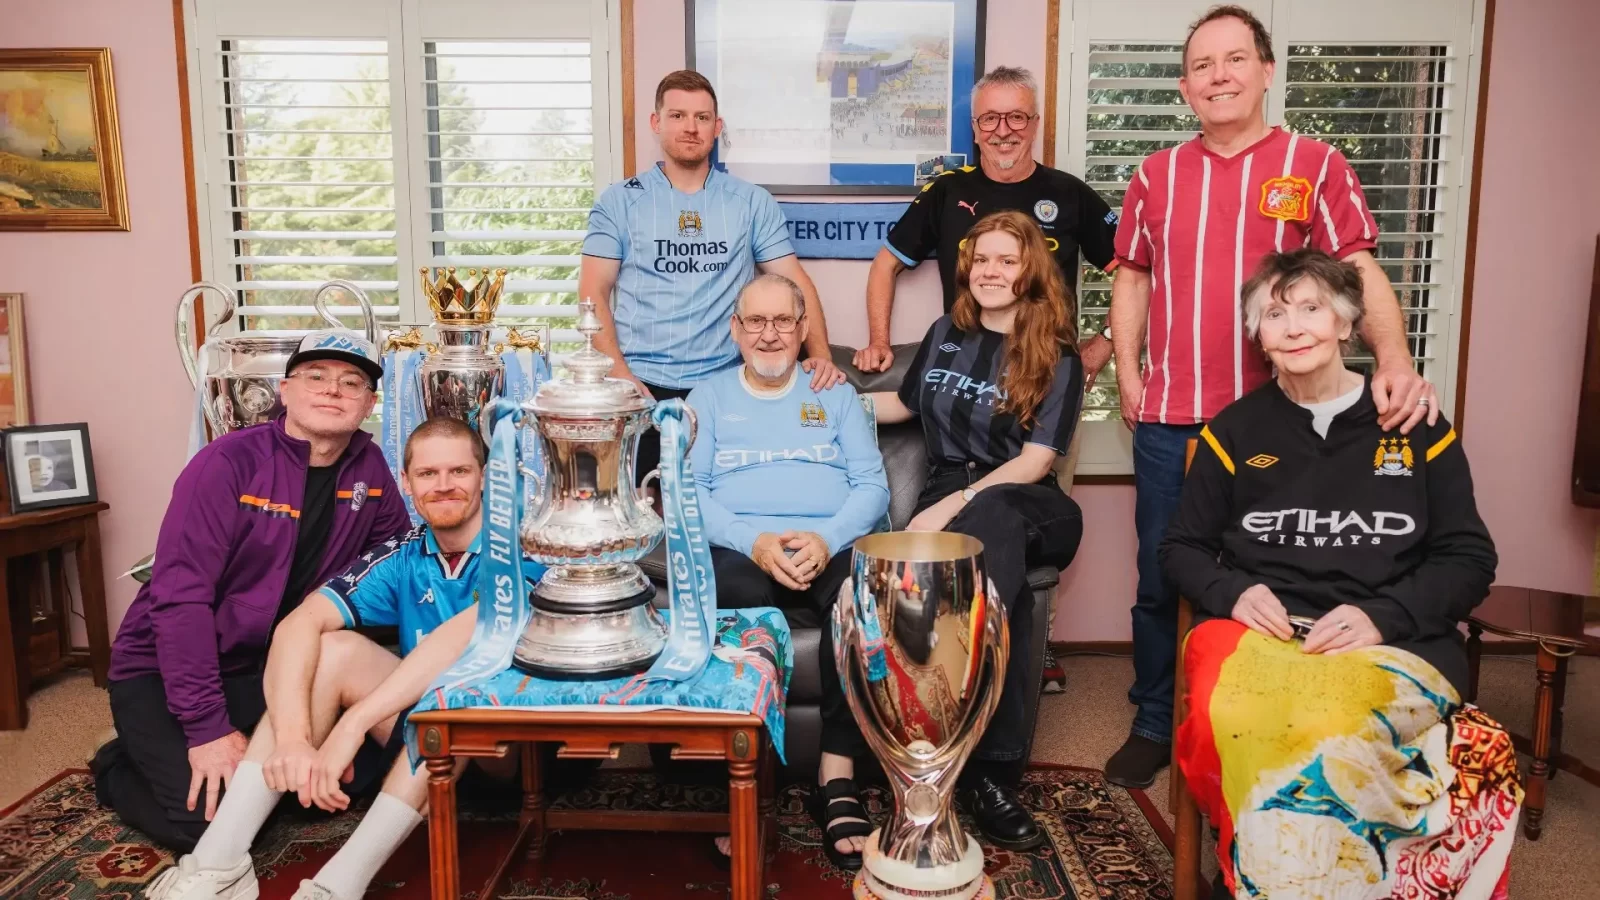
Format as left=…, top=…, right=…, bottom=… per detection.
left=419, top=493, right=475, bottom=529
left=985, top=137, right=1022, bottom=168
left=750, top=357, right=793, bottom=379
left=665, top=141, right=712, bottom=168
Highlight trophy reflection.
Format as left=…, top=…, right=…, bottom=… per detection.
left=834, top=532, right=1006, bottom=900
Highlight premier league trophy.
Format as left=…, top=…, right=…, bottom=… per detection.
left=834, top=532, right=1008, bottom=900
left=177, top=279, right=377, bottom=435
left=511, top=299, right=689, bottom=676
left=416, top=266, right=510, bottom=441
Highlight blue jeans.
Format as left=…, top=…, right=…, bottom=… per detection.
left=1128, top=422, right=1204, bottom=744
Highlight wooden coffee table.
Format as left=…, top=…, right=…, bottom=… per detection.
left=409, top=707, right=774, bottom=900
left=1467, top=585, right=1600, bottom=840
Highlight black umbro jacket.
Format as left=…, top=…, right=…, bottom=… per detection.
left=1159, top=378, right=1496, bottom=694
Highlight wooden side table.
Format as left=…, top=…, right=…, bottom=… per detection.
left=409, top=707, right=775, bottom=900
left=0, top=502, right=112, bottom=730
left=1467, top=584, right=1600, bottom=840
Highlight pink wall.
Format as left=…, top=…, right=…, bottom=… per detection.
left=1459, top=0, right=1600, bottom=594
left=0, top=0, right=196, bottom=633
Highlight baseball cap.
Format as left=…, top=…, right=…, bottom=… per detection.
left=285, top=330, right=384, bottom=389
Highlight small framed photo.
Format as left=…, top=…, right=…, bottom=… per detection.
left=4, top=423, right=97, bottom=513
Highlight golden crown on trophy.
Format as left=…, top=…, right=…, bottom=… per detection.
left=420, top=266, right=508, bottom=324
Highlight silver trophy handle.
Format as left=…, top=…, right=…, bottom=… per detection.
left=312, top=279, right=378, bottom=342
left=175, top=281, right=239, bottom=388
left=517, top=461, right=544, bottom=499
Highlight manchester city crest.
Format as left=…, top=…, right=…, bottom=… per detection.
left=678, top=210, right=704, bottom=237
left=1373, top=438, right=1413, bottom=476
left=1033, top=199, right=1059, bottom=223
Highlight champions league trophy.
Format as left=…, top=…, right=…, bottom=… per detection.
left=834, top=532, right=1008, bottom=900
left=415, top=266, right=510, bottom=441
left=511, top=299, right=691, bottom=676
left=177, top=279, right=377, bottom=435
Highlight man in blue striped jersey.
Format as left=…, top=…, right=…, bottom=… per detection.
left=143, top=418, right=542, bottom=900
left=579, top=69, right=846, bottom=484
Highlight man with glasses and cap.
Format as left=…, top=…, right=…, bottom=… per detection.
left=853, top=65, right=1121, bottom=386
left=93, top=330, right=413, bottom=853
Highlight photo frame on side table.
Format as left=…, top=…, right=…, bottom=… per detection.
left=3, top=423, right=98, bottom=514
left=0, top=48, right=131, bottom=231
left=687, top=0, right=985, bottom=194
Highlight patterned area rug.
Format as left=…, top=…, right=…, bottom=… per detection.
left=1, top=765, right=1172, bottom=899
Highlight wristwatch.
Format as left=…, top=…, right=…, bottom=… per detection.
left=1100, top=324, right=1113, bottom=341
left=961, top=487, right=977, bottom=503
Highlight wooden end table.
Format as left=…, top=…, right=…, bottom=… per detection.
left=0, top=502, right=112, bottom=730
left=409, top=707, right=775, bottom=900
left=1467, top=585, right=1600, bottom=840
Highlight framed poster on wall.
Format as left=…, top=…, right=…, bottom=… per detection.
left=686, top=0, right=985, bottom=194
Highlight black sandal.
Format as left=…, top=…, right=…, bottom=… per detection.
left=809, top=778, right=873, bottom=872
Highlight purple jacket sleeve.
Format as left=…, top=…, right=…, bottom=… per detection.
left=147, top=451, right=242, bottom=748
left=371, top=472, right=412, bottom=545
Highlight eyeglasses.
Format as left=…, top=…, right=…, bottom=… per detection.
left=289, top=368, right=372, bottom=398
left=975, top=111, right=1037, bottom=132
left=737, top=314, right=803, bottom=334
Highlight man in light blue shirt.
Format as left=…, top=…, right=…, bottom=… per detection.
left=579, top=69, right=844, bottom=486
left=686, top=273, right=887, bottom=870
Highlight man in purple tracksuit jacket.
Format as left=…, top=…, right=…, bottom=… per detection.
left=91, top=331, right=413, bottom=851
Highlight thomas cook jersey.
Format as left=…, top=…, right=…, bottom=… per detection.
left=582, top=162, right=797, bottom=390
left=317, top=525, right=547, bottom=655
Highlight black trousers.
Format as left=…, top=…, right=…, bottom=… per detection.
left=92, top=671, right=391, bottom=852
left=711, top=546, right=868, bottom=760
left=635, top=380, right=694, bottom=487
left=916, top=466, right=1083, bottom=764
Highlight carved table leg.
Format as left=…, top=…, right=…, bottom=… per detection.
left=1525, top=643, right=1558, bottom=840
left=524, top=741, right=546, bottom=859
left=1550, top=655, right=1569, bottom=781
left=728, top=730, right=761, bottom=900
left=426, top=754, right=461, bottom=899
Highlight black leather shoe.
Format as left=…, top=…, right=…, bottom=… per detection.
left=1105, top=734, right=1170, bottom=789
left=960, top=774, right=1045, bottom=851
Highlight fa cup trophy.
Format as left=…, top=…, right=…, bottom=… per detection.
left=511, top=299, right=686, bottom=676
left=416, top=266, right=510, bottom=441
left=177, top=280, right=377, bottom=435
left=834, top=532, right=1008, bottom=900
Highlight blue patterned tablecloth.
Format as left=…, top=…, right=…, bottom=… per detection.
left=406, top=607, right=793, bottom=763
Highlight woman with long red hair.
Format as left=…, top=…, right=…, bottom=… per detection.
left=868, top=209, right=1084, bottom=850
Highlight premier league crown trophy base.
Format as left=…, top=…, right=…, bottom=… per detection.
left=511, top=299, right=688, bottom=677
left=177, top=279, right=378, bottom=436
left=834, top=531, right=1006, bottom=900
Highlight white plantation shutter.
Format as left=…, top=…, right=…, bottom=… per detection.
left=187, top=0, right=617, bottom=340
left=1055, top=0, right=1482, bottom=475
left=213, top=39, right=405, bottom=328
left=417, top=39, right=597, bottom=344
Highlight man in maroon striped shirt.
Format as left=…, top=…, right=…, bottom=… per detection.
left=1102, top=5, right=1440, bottom=789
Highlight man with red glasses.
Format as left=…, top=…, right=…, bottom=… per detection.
left=94, top=331, right=412, bottom=853
left=854, top=65, right=1121, bottom=387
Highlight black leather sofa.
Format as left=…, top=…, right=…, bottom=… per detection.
left=644, top=344, right=1058, bottom=775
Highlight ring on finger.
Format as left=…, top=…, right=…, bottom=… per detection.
left=1337, top=621, right=1351, bottom=632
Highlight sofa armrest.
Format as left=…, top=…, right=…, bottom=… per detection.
left=1026, top=566, right=1061, bottom=591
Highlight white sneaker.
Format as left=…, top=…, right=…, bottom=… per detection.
left=143, top=853, right=259, bottom=900
left=289, top=879, right=344, bottom=900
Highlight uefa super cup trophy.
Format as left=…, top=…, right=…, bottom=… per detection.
left=510, top=299, right=688, bottom=676
left=177, top=279, right=377, bottom=435
left=834, top=532, right=1008, bottom=900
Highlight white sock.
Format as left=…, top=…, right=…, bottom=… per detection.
left=192, top=761, right=282, bottom=868
left=312, top=792, right=424, bottom=898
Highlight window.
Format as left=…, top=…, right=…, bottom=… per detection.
left=186, top=0, right=618, bottom=340
left=1057, top=0, right=1485, bottom=475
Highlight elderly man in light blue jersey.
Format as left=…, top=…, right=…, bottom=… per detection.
left=687, top=273, right=888, bottom=873
left=144, top=418, right=542, bottom=900
left=580, top=69, right=845, bottom=487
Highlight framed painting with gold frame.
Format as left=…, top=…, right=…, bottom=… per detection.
left=0, top=293, right=31, bottom=429
left=0, top=48, right=129, bottom=231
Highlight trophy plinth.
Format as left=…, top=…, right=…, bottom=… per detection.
left=835, top=532, right=1007, bottom=900
left=511, top=298, right=670, bottom=676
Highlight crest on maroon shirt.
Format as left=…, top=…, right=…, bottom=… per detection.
left=351, top=481, right=369, bottom=510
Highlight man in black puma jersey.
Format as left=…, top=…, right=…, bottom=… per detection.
left=853, top=66, right=1121, bottom=383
